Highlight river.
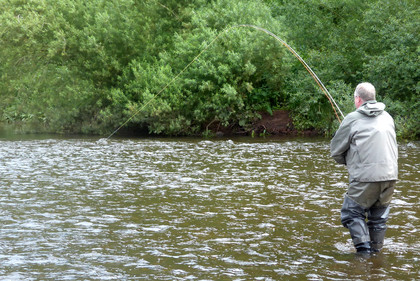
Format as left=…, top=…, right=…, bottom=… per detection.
left=0, top=135, right=418, bottom=280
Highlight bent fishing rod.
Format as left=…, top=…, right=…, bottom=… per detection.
left=106, top=24, right=344, bottom=139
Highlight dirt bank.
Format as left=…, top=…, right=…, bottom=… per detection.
left=251, top=110, right=294, bottom=135
left=210, top=110, right=320, bottom=137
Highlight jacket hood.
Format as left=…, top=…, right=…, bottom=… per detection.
left=357, top=100, right=385, bottom=117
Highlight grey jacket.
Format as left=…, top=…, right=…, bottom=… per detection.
left=330, top=101, right=398, bottom=182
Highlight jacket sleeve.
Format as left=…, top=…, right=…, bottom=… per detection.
left=330, top=116, right=354, bottom=165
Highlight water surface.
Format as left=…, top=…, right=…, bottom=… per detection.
left=0, top=136, right=418, bottom=280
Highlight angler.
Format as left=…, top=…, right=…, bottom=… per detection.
left=330, top=82, right=398, bottom=254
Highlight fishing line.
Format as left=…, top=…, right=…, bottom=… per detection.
left=106, top=24, right=344, bottom=139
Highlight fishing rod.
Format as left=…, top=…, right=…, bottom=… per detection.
left=235, top=25, right=344, bottom=121
left=106, top=24, right=344, bottom=139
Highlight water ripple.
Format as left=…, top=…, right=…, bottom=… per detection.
left=0, top=138, right=418, bottom=280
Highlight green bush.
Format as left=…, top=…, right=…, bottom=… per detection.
left=0, top=0, right=418, bottom=138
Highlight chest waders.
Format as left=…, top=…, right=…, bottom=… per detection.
left=341, top=195, right=390, bottom=253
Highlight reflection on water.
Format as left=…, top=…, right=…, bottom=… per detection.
left=0, top=136, right=418, bottom=280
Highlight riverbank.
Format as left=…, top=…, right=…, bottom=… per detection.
left=207, top=110, right=322, bottom=137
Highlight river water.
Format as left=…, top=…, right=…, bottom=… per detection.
left=0, top=135, right=418, bottom=280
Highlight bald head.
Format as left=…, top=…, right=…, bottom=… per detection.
left=354, top=82, right=376, bottom=102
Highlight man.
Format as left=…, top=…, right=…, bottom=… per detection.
left=330, top=82, right=398, bottom=254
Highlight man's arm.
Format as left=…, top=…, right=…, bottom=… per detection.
left=330, top=116, right=354, bottom=165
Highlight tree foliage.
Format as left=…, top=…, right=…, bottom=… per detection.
left=1, top=0, right=418, bottom=138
